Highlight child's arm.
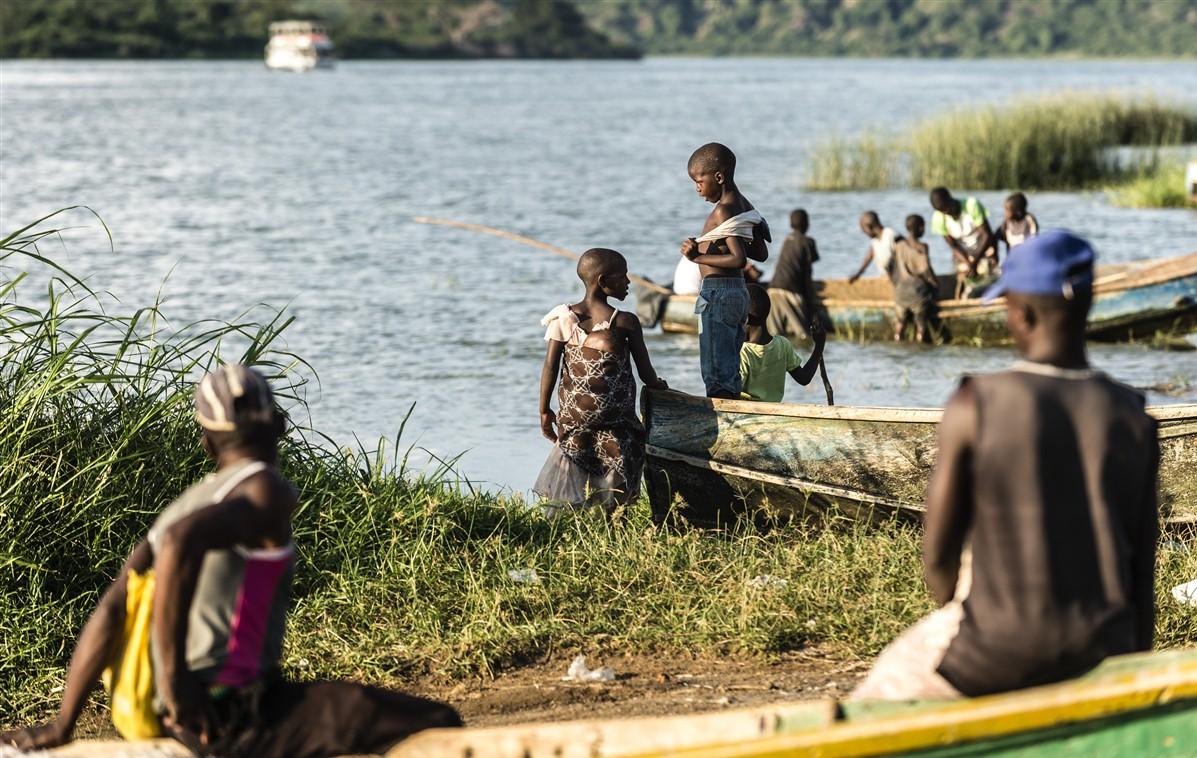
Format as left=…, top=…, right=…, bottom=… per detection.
left=788, top=322, right=826, bottom=386
left=689, top=233, right=748, bottom=270
left=847, top=248, right=874, bottom=284
left=623, top=313, right=667, bottom=390
left=539, top=340, right=564, bottom=442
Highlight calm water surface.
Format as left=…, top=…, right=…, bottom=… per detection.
left=3, top=59, right=1196, bottom=492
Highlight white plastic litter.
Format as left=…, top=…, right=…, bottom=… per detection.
left=1172, top=578, right=1197, bottom=606
left=747, top=574, right=789, bottom=589
left=564, top=654, right=615, bottom=682
left=507, top=568, right=541, bottom=585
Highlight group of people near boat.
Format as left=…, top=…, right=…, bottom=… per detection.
left=2, top=142, right=1161, bottom=755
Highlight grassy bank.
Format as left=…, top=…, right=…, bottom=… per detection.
left=1107, top=159, right=1197, bottom=209
left=806, top=94, right=1197, bottom=191
left=4, top=211, right=1196, bottom=726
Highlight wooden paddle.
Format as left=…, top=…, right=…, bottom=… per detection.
left=412, top=216, right=673, bottom=295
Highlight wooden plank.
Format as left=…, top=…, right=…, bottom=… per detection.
left=388, top=700, right=837, bottom=758
left=624, top=652, right=1197, bottom=758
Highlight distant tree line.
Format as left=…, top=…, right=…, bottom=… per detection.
left=2, top=0, right=1195, bottom=59
left=0, top=0, right=638, bottom=59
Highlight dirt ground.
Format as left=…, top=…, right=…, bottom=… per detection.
left=61, top=646, right=865, bottom=739
left=423, top=646, right=867, bottom=728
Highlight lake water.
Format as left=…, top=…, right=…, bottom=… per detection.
left=3, top=58, right=1196, bottom=493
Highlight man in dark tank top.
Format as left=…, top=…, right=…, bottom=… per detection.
left=852, top=230, right=1160, bottom=700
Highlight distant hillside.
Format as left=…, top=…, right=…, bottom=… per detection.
left=3, top=0, right=1195, bottom=59
left=0, top=0, right=637, bottom=59
left=581, top=0, right=1197, bottom=58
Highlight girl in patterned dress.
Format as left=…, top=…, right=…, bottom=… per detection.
left=535, top=248, right=667, bottom=515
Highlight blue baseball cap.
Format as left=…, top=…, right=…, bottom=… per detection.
left=984, top=229, right=1095, bottom=303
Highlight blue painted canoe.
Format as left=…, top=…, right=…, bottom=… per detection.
left=653, top=251, right=1197, bottom=346
left=642, top=390, right=1197, bottom=528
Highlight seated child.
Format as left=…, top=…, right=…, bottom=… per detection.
left=890, top=214, right=939, bottom=342
left=996, top=191, right=1039, bottom=256
left=740, top=284, right=825, bottom=403
left=849, top=211, right=897, bottom=284
left=851, top=231, right=1159, bottom=701
left=535, top=248, right=667, bottom=514
left=680, top=142, right=770, bottom=399
left=767, top=208, right=823, bottom=338
left=2, top=365, right=461, bottom=757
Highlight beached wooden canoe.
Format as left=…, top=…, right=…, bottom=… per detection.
left=649, top=250, right=1197, bottom=346
left=50, top=648, right=1197, bottom=757
left=642, top=390, right=1197, bottom=528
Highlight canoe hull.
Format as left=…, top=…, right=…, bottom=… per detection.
left=658, top=252, right=1197, bottom=346
left=642, top=390, right=1197, bottom=528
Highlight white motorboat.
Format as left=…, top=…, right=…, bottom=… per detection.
left=265, top=20, right=335, bottom=72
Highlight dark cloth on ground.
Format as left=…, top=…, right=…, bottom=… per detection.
left=168, top=679, right=462, bottom=758
left=935, top=366, right=1159, bottom=697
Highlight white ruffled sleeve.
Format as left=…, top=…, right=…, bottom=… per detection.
left=541, top=304, right=574, bottom=343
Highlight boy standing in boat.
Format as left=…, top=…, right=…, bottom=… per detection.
left=995, top=191, right=1039, bottom=256
left=852, top=230, right=1159, bottom=701
left=2, top=365, right=461, bottom=756
left=536, top=248, right=668, bottom=514
left=740, top=284, right=825, bottom=403
left=767, top=208, right=822, bottom=338
left=681, top=142, right=770, bottom=399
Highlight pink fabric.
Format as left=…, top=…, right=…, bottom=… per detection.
left=214, top=553, right=292, bottom=687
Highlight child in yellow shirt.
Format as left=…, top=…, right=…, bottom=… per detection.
left=739, top=284, right=825, bottom=402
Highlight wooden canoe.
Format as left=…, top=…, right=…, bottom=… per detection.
left=641, top=389, right=1197, bottom=528
left=652, top=251, right=1197, bottom=346
left=48, top=648, right=1197, bottom=757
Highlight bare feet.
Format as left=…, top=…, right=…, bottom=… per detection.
left=1, top=721, right=70, bottom=751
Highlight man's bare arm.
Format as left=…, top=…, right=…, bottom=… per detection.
left=924, top=380, right=977, bottom=605
left=1, top=541, right=152, bottom=750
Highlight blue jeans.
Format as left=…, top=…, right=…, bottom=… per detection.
left=696, top=277, right=748, bottom=397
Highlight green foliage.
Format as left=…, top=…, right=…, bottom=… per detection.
left=581, top=0, right=1197, bottom=57
left=1107, top=159, right=1197, bottom=209
left=805, top=94, right=1197, bottom=191
left=4, top=0, right=1197, bottom=59
left=0, top=0, right=637, bottom=59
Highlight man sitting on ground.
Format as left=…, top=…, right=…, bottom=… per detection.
left=2, top=365, right=461, bottom=757
left=851, top=231, right=1160, bottom=700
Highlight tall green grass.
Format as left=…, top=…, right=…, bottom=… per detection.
left=1107, top=159, right=1197, bottom=209
left=805, top=94, right=1197, bottom=191
left=3, top=211, right=1195, bottom=727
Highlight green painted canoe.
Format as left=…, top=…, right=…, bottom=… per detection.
left=48, top=648, right=1197, bottom=757
left=651, top=251, right=1197, bottom=346
left=642, top=390, right=1197, bottom=528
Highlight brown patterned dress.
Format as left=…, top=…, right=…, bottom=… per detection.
left=533, top=306, right=645, bottom=511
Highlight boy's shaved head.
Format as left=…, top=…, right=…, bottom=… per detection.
left=688, top=142, right=737, bottom=177
left=929, top=186, right=953, bottom=210
left=906, top=214, right=925, bottom=236
left=1006, top=191, right=1028, bottom=213
left=746, top=283, right=771, bottom=326
left=577, top=247, right=626, bottom=284
left=860, top=210, right=880, bottom=228
left=790, top=208, right=809, bottom=231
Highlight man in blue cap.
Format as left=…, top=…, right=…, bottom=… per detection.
left=852, top=230, right=1160, bottom=700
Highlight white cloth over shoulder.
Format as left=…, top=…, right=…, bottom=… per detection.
left=542, top=304, right=612, bottom=346
left=695, top=210, right=764, bottom=243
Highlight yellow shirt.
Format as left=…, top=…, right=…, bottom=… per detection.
left=739, top=335, right=802, bottom=403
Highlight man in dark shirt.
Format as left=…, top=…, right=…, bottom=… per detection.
left=767, top=208, right=821, bottom=338
left=851, top=230, right=1159, bottom=700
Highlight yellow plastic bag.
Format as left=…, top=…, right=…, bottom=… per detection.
left=101, top=568, right=161, bottom=739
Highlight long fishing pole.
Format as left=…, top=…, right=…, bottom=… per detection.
left=412, top=216, right=672, bottom=295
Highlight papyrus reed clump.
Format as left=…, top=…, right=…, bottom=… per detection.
left=806, top=93, right=1197, bottom=191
